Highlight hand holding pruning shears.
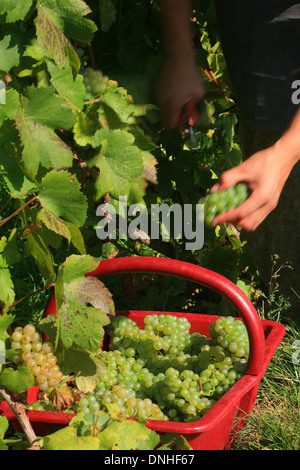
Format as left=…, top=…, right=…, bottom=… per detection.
left=177, top=99, right=200, bottom=152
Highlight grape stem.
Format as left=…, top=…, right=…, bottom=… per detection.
left=0, top=196, right=38, bottom=229
left=0, top=385, right=41, bottom=450
left=6, top=283, right=55, bottom=314
left=88, top=43, right=97, bottom=70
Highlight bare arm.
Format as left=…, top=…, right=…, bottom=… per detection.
left=211, top=107, right=300, bottom=231
left=156, top=2, right=300, bottom=232
left=155, top=0, right=206, bottom=128
left=159, top=0, right=195, bottom=60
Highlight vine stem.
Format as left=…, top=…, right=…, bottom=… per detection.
left=0, top=385, right=41, bottom=450
left=88, top=43, right=97, bottom=70
left=6, top=283, right=55, bottom=314
left=0, top=196, right=12, bottom=215
left=0, top=196, right=38, bottom=229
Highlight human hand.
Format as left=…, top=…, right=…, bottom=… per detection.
left=210, top=143, right=295, bottom=231
left=155, top=57, right=206, bottom=129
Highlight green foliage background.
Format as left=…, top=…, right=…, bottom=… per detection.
left=0, top=0, right=259, bottom=337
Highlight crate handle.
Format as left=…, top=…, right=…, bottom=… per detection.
left=86, top=256, right=265, bottom=376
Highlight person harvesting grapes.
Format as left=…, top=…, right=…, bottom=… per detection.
left=155, top=0, right=300, bottom=320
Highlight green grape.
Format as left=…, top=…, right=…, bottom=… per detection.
left=11, top=331, right=22, bottom=342
left=203, top=183, right=249, bottom=225
left=82, top=67, right=109, bottom=96
left=68, top=313, right=250, bottom=422
left=10, top=325, right=63, bottom=393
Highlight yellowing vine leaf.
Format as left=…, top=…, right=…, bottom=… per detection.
left=43, top=426, right=99, bottom=450
left=36, top=2, right=79, bottom=75
left=44, top=255, right=114, bottom=351
left=98, top=419, right=160, bottom=450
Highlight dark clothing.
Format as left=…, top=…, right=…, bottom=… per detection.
left=238, top=122, right=300, bottom=322
left=215, top=0, right=300, bottom=132
left=213, top=1, right=300, bottom=320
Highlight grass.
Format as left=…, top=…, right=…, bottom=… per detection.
left=230, top=255, right=300, bottom=450
left=232, top=320, right=300, bottom=450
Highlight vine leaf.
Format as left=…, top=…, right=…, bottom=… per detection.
left=0, top=314, right=15, bottom=342
left=36, top=0, right=97, bottom=77
left=0, top=0, right=34, bottom=23
left=0, top=34, right=21, bottom=72
left=100, top=85, right=150, bottom=125
left=38, top=170, right=88, bottom=228
left=39, top=314, right=107, bottom=392
left=43, top=426, right=99, bottom=450
left=0, top=89, right=19, bottom=126
left=20, top=86, right=76, bottom=130
left=66, top=222, right=86, bottom=255
left=39, top=0, right=98, bottom=44
left=73, top=111, right=101, bottom=147
left=0, top=439, right=7, bottom=451
left=16, top=113, right=74, bottom=179
left=36, top=2, right=79, bottom=76
left=24, top=230, right=56, bottom=281
left=38, top=208, right=72, bottom=244
left=60, top=348, right=107, bottom=392
left=0, top=269, right=15, bottom=313
left=0, top=149, right=36, bottom=199
left=37, top=208, right=86, bottom=254
left=16, top=87, right=76, bottom=179
left=51, top=385, right=78, bottom=411
left=0, top=416, right=9, bottom=450
left=89, top=128, right=143, bottom=200
left=141, top=151, right=158, bottom=185
left=0, top=366, right=34, bottom=395
left=40, top=255, right=114, bottom=352
left=58, top=273, right=114, bottom=350
left=58, top=254, right=99, bottom=285
left=158, top=433, right=193, bottom=450
left=67, top=276, right=115, bottom=316
left=47, top=60, right=86, bottom=112
left=59, top=295, right=110, bottom=351
left=97, top=419, right=160, bottom=450
left=0, top=230, right=22, bottom=268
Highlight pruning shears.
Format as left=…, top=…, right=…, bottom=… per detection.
left=177, top=99, right=200, bottom=153
left=177, top=92, right=221, bottom=152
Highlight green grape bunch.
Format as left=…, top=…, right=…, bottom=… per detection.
left=98, top=313, right=250, bottom=422
left=16, top=314, right=250, bottom=423
left=10, top=324, right=63, bottom=393
left=203, top=183, right=249, bottom=225
left=82, top=67, right=109, bottom=95
left=74, top=384, right=168, bottom=421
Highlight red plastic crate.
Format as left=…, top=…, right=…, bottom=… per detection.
left=0, top=257, right=286, bottom=450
